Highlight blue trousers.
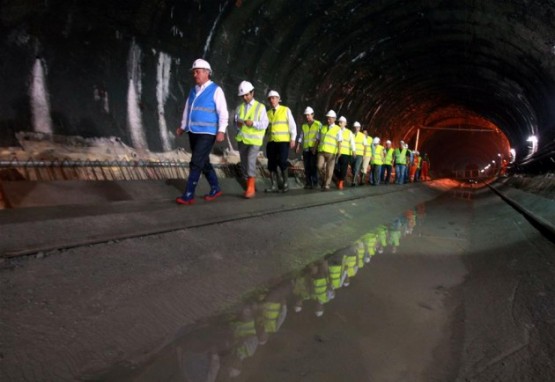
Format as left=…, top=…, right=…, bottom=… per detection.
left=395, top=164, right=406, bottom=184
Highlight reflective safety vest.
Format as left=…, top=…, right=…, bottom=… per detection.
left=301, top=120, right=322, bottom=150
left=417, top=156, right=422, bottom=169
left=377, top=225, right=388, bottom=247
left=371, top=145, right=384, bottom=165
left=340, top=129, right=353, bottom=155
left=389, top=228, right=401, bottom=247
left=364, top=136, right=373, bottom=158
left=312, top=277, right=329, bottom=304
left=261, top=302, right=282, bottom=333
left=318, top=124, right=341, bottom=154
left=354, top=132, right=366, bottom=156
left=186, top=82, right=219, bottom=135
left=232, top=318, right=257, bottom=359
left=394, top=147, right=407, bottom=165
left=363, top=232, right=378, bottom=256
left=235, top=100, right=266, bottom=146
left=328, top=264, right=343, bottom=290
left=344, top=254, right=358, bottom=277
left=293, top=275, right=311, bottom=301
left=384, top=148, right=394, bottom=165
left=355, top=239, right=366, bottom=268
left=267, top=105, right=291, bottom=142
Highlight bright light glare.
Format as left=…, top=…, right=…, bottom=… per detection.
left=526, top=135, right=538, bottom=143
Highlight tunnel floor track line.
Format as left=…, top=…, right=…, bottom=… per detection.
left=3, top=185, right=417, bottom=259
left=487, top=183, right=555, bottom=244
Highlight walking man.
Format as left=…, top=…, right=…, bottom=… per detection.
left=381, top=140, right=394, bottom=184
left=265, top=90, right=296, bottom=192
left=235, top=81, right=268, bottom=198
left=370, top=137, right=384, bottom=185
left=393, top=140, right=408, bottom=184
left=175, top=58, right=229, bottom=205
left=296, top=106, right=322, bottom=189
left=335, top=116, right=355, bottom=190
left=317, top=110, right=342, bottom=191
left=351, top=122, right=367, bottom=186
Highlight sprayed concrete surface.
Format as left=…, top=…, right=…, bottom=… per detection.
left=1, top=179, right=555, bottom=381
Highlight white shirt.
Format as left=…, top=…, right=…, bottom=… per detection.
left=180, top=80, right=229, bottom=133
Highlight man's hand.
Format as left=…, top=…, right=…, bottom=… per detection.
left=175, top=127, right=184, bottom=136
left=216, top=132, right=225, bottom=142
left=245, top=120, right=253, bottom=127
left=289, top=140, right=295, bottom=149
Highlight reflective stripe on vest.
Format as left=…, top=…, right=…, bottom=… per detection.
left=233, top=319, right=256, bottom=338
left=236, top=100, right=265, bottom=146
left=312, top=277, right=329, bottom=304
left=364, top=137, right=373, bottom=158
left=417, top=156, right=422, bottom=168
left=302, top=120, right=322, bottom=149
left=384, top=148, right=394, bottom=165
left=377, top=225, right=388, bottom=247
left=262, top=302, right=281, bottom=333
left=267, top=105, right=290, bottom=142
left=355, top=240, right=365, bottom=268
left=345, top=255, right=358, bottom=277
left=340, top=129, right=353, bottom=155
left=318, top=124, right=341, bottom=154
left=354, top=132, right=366, bottom=156
left=329, top=264, right=342, bottom=290
left=186, top=82, right=218, bottom=134
left=371, top=145, right=384, bottom=165
left=395, top=148, right=407, bottom=164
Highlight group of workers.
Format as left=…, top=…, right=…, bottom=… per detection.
left=175, top=58, right=430, bottom=205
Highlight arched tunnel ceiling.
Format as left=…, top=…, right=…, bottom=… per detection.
left=1, top=0, right=554, bottom=171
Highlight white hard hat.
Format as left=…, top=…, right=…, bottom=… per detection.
left=373, top=137, right=380, bottom=144
left=294, top=305, right=302, bottom=313
left=237, top=81, right=254, bottom=96
left=315, top=309, right=324, bottom=317
left=267, top=90, right=280, bottom=99
left=190, top=58, right=212, bottom=73
left=304, top=106, right=314, bottom=115
left=338, top=116, right=347, bottom=123
left=386, top=140, right=392, bottom=144
left=325, top=110, right=337, bottom=118
left=353, top=121, right=361, bottom=128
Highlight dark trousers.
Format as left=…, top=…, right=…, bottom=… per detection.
left=303, top=149, right=318, bottom=186
left=336, top=154, right=351, bottom=180
left=189, top=132, right=216, bottom=174
left=381, top=164, right=392, bottom=184
left=266, top=141, right=290, bottom=172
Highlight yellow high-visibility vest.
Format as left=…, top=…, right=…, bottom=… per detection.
left=344, top=255, right=358, bottom=277
left=261, top=302, right=282, bottom=333
left=328, top=264, right=342, bottom=290
left=267, top=105, right=291, bottom=142
left=354, top=132, right=366, bottom=156
left=318, top=124, right=341, bottom=154
left=301, top=120, right=322, bottom=150
left=235, top=100, right=265, bottom=146
left=371, top=145, right=384, bottom=165
left=384, top=148, right=394, bottom=165
left=312, top=277, right=329, bottom=304
left=340, top=129, right=353, bottom=155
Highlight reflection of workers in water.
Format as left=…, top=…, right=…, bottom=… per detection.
left=256, top=281, right=290, bottom=345
left=336, top=244, right=358, bottom=287
left=405, top=208, right=417, bottom=234
left=361, top=230, right=378, bottom=261
left=292, top=266, right=313, bottom=313
left=327, top=250, right=347, bottom=291
left=389, top=218, right=402, bottom=254
left=376, top=224, right=389, bottom=254
left=226, top=304, right=259, bottom=378
left=310, top=260, right=333, bottom=317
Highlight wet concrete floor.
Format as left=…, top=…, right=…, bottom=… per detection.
left=87, top=188, right=555, bottom=382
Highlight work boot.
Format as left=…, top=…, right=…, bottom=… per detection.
left=280, top=168, right=289, bottom=192
left=244, top=177, right=256, bottom=199
left=203, top=169, right=222, bottom=201
left=177, top=168, right=201, bottom=205
left=276, top=169, right=284, bottom=191
left=338, top=180, right=344, bottom=190
left=265, top=172, right=279, bottom=193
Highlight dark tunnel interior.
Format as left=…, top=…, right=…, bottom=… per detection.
left=1, top=0, right=554, bottom=174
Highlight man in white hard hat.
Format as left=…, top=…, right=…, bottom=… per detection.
left=370, top=136, right=385, bottom=185
left=381, top=139, right=394, bottom=184
left=335, top=116, right=355, bottom=190
left=175, top=58, right=229, bottom=205
left=235, top=80, right=268, bottom=198
left=265, top=90, right=296, bottom=192
left=351, top=121, right=367, bottom=186
left=316, top=110, right=342, bottom=191
left=360, top=129, right=373, bottom=185
left=295, top=106, right=322, bottom=189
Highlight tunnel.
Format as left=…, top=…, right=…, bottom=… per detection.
left=1, top=1, right=555, bottom=381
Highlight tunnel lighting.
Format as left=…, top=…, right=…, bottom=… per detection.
left=491, top=160, right=496, bottom=164
left=497, top=153, right=501, bottom=157
left=510, top=148, right=516, bottom=163
left=526, top=135, right=538, bottom=143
